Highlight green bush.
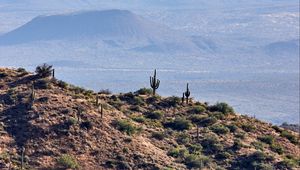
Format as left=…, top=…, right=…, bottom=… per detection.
left=131, top=116, right=146, bottom=123
left=188, top=106, right=206, bottom=114
left=232, top=139, right=244, bottom=151
left=114, top=119, right=141, bottom=135
left=57, top=80, right=68, bottom=89
left=167, top=147, right=188, bottom=158
left=272, top=125, right=283, bottom=133
left=270, top=144, right=284, bottom=155
left=201, top=134, right=223, bottom=154
left=0, top=72, right=8, bottom=78
left=276, top=157, right=299, bottom=169
left=34, top=79, right=50, bottom=89
left=199, top=117, right=217, bottom=127
left=135, top=88, right=152, bottom=95
left=57, top=154, right=79, bottom=169
left=280, top=130, right=298, bottom=144
left=186, top=144, right=202, bottom=155
left=215, top=152, right=231, bottom=161
left=176, top=133, right=190, bottom=145
left=231, top=151, right=274, bottom=169
left=208, top=102, right=234, bottom=114
left=226, top=124, right=238, bottom=132
left=258, top=135, right=275, bottom=145
left=210, top=124, right=230, bottom=135
left=151, top=132, right=165, bottom=140
left=164, top=118, right=192, bottom=131
left=133, top=96, right=144, bottom=106
left=184, top=154, right=211, bottom=169
left=145, top=111, right=164, bottom=120
left=241, top=124, right=256, bottom=132
left=160, top=96, right=181, bottom=107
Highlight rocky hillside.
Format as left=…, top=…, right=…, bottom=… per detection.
left=0, top=68, right=299, bottom=170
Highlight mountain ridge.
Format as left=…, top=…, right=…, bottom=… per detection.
left=0, top=67, right=299, bottom=169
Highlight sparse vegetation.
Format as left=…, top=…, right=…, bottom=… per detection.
left=0, top=68, right=299, bottom=170
left=114, top=119, right=141, bottom=135
left=208, top=102, right=234, bottom=114
left=57, top=154, right=79, bottom=169
left=164, top=117, right=192, bottom=131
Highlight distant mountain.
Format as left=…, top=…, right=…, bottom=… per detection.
left=263, top=39, right=300, bottom=58
left=0, top=10, right=203, bottom=53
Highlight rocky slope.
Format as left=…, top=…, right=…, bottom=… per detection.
left=0, top=68, right=299, bottom=170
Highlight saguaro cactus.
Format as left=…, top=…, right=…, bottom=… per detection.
left=182, top=93, right=185, bottom=104
left=21, top=147, right=25, bottom=170
left=184, top=83, right=190, bottom=104
left=95, top=95, right=99, bottom=106
left=30, top=84, right=35, bottom=102
left=100, top=104, right=103, bottom=119
left=150, top=69, right=160, bottom=95
left=52, top=69, right=55, bottom=79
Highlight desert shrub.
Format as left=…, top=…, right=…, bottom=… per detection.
left=232, top=139, right=244, bottom=151
left=276, top=157, right=299, bottom=169
left=146, top=95, right=161, bottom=104
left=99, top=89, right=111, bottom=95
left=135, top=88, right=152, bottom=95
left=188, top=106, right=206, bottom=114
left=251, top=141, right=264, bottom=151
left=241, top=124, right=256, bottom=132
left=16, top=68, right=28, bottom=77
left=56, top=80, right=68, bottom=89
left=272, top=125, right=283, bottom=133
left=258, top=135, right=275, bottom=145
left=151, top=132, right=165, bottom=140
left=160, top=96, right=181, bottom=107
left=210, top=124, right=230, bottom=135
left=226, top=124, right=238, bottom=132
left=215, top=152, right=231, bottom=161
left=231, top=151, right=274, bottom=170
left=129, top=105, right=141, bottom=112
left=80, top=121, right=93, bottom=130
left=105, top=160, right=131, bottom=169
left=199, top=117, right=217, bottom=127
left=235, top=132, right=246, bottom=139
left=34, top=79, right=50, bottom=89
left=201, top=134, right=223, bottom=154
left=186, top=144, right=202, bottom=155
left=208, top=102, right=234, bottom=114
left=164, top=118, right=192, bottom=131
left=176, top=133, right=190, bottom=145
left=114, top=119, right=141, bottom=135
left=167, top=147, right=188, bottom=158
left=57, top=154, right=79, bottom=169
left=212, top=112, right=227, bottom=120
left=132, top=96, right=144, bottom=105
left=145, top=111, right=164, bottom=120
left=0, top=72, right=8, bottom=78
left=35, top=63, right=53, bottom=78
left=184, top=154, right=211, bottom=169
left=131, top=116, right=146, bottom=123
left=270, top=144, right=284, bottom=155
left=280, top=130, right=298, bottom=144
left=17, top=67, right=26, bottom=72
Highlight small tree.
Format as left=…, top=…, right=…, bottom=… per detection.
left=35, top=63, right=53, bottom=78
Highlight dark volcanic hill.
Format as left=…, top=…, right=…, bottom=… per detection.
left=0, top=68, right=299, bottom=169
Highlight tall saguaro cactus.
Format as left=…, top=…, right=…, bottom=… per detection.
left=184, top=83, right=191, bottom=104
left=150, top=69, right=160, bottom=95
